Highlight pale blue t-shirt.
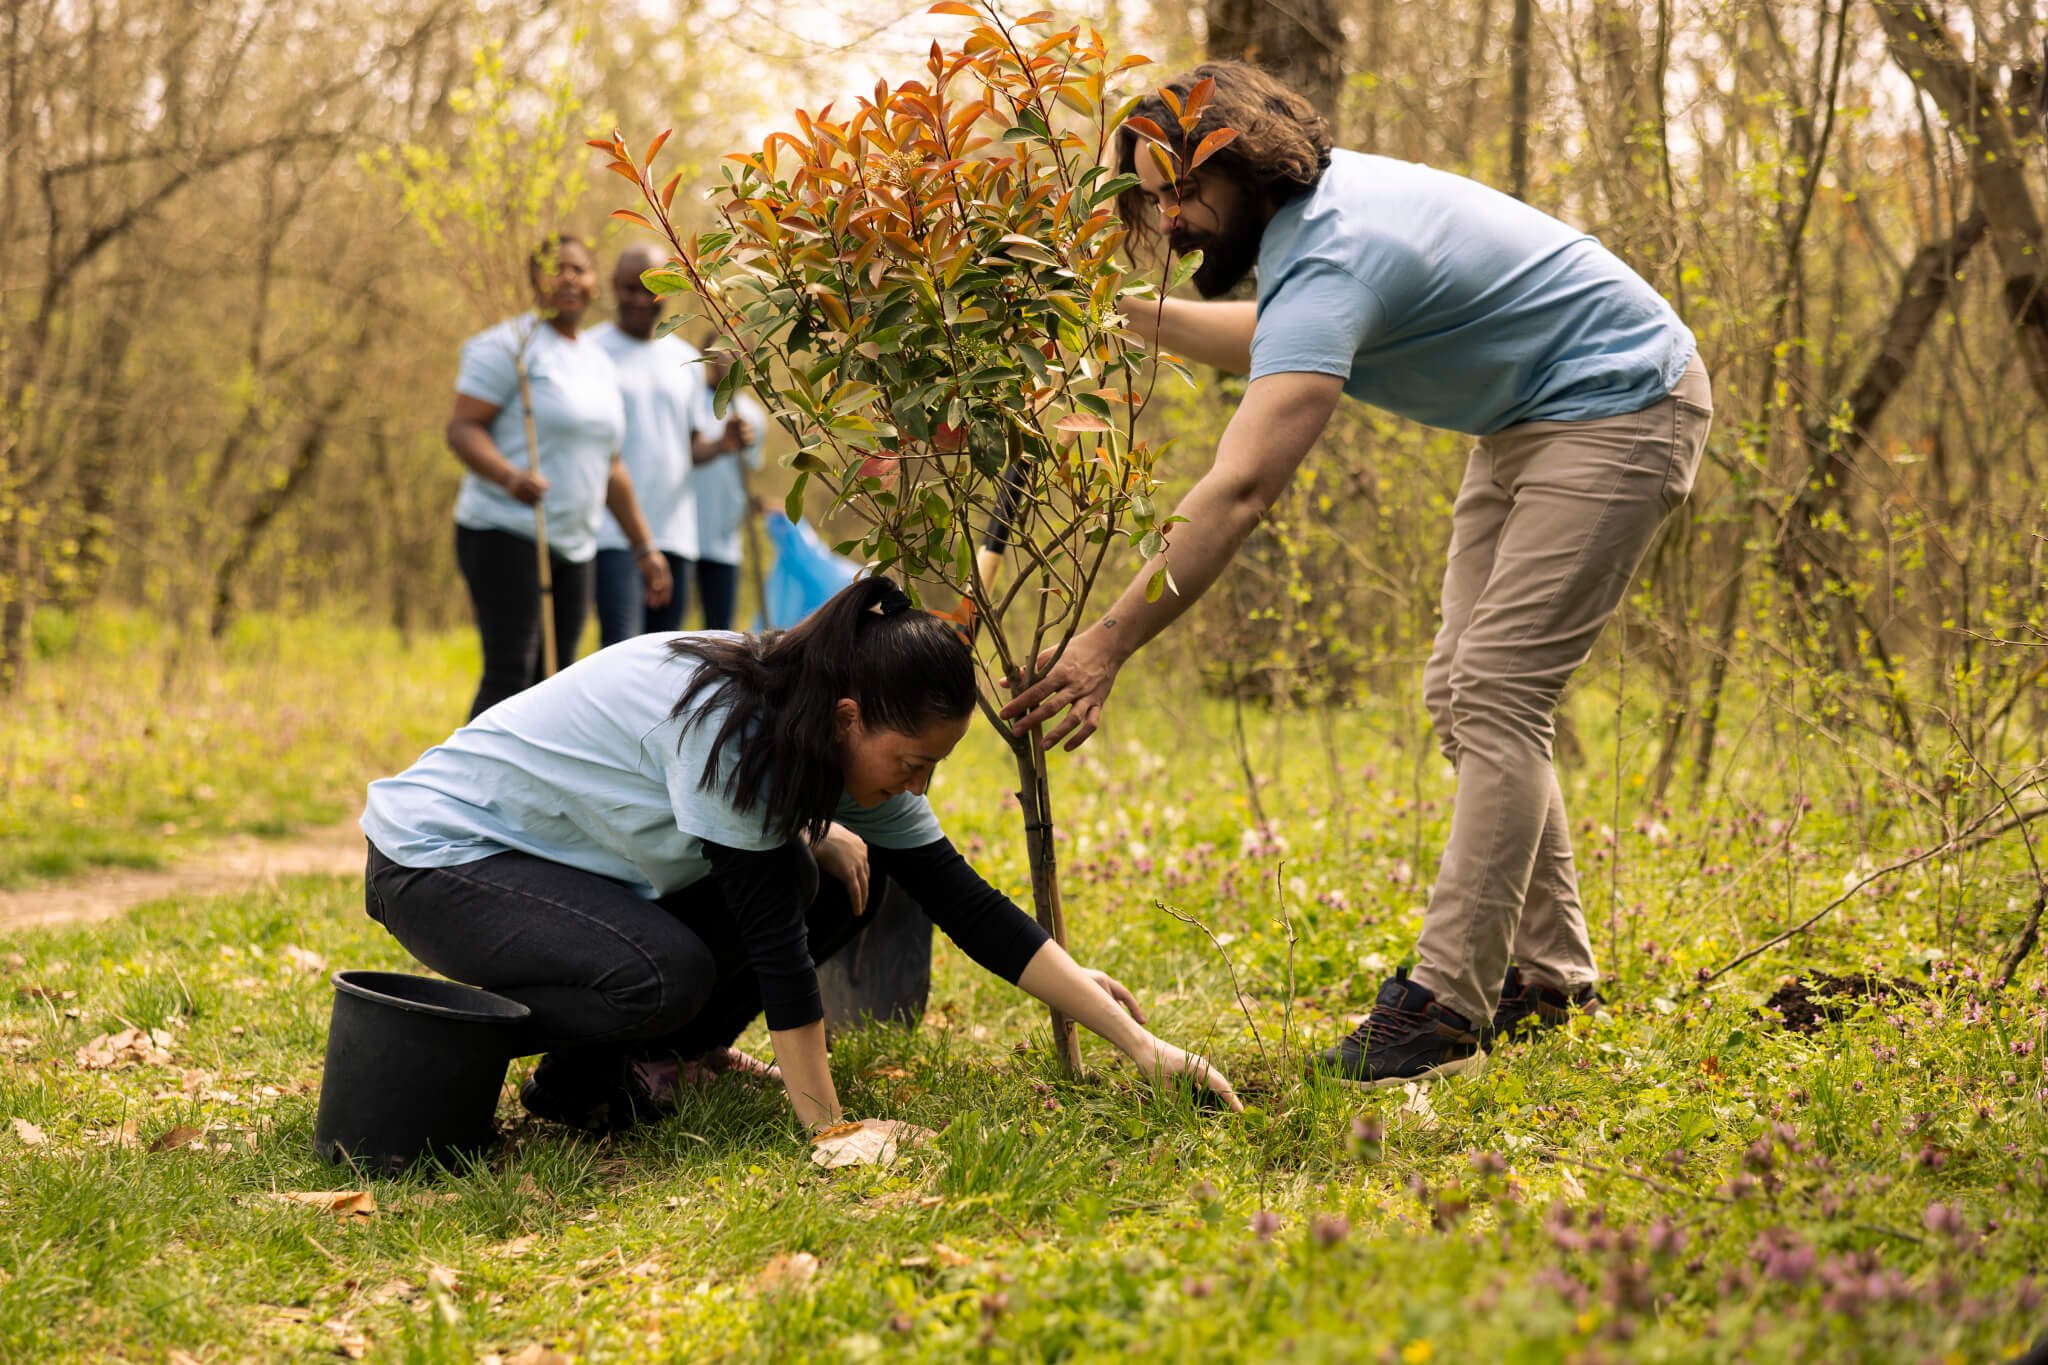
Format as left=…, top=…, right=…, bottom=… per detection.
left=1249, top=150, right=1696, bottom=435
left=360, top=632, right=943, bottom=897
left=452, top=314, right=626, bottom=564
left=694, top=389, right=768, bottom=566
left=590, top=323, right=704, bottom=560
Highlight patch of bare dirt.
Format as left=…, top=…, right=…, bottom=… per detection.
left=0, top=816, right=365, bottom=932
left=1762, top=970, right=1923, bottom=1033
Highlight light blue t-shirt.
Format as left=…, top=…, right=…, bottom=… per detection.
left=694, top=389, right=768, bottom=565
left=452, top=314, right=626, bottom=564
left=360, top=632, right=944, bottom=898
left=1249, top=150, right=1696, bottom=435
left=591, top=323, right=704, bottom=560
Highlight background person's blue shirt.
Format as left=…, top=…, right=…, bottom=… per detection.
left=451, top=314, right=626, bottom=563
left=693, top=389, right=767, bottom=566
left=360, top=632, right=944, bottom=897
left=1248, top=150, right=1695, bottom=435
left=590, top=323, right=703, bottom=560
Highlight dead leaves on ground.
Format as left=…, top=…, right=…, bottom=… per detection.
left=75, top=1025, right=176, bottom=1069
left=10, top=1117, right=46, bottom=1146
left=249, top=1189, right=379, bottom=1218
left=808, top=1117, right=937, bottom=1170
left=757, top=1249, right=820, bottom=1291
left=484, top=1347, right=575, bottom=1365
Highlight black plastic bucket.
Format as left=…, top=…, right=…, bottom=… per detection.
left=819, top=882, right=934, bottom=1037
left=312, top=970, right=531, bottom=1175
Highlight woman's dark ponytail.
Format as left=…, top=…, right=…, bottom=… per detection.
left=666, top=576, right=976, bottom=841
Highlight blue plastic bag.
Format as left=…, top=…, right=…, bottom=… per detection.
left=757, top=511, right=861, bottom=629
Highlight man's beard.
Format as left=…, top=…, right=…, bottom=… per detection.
left=1175, top=193, right=1266, bottom=298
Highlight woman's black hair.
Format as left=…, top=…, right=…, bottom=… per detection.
left=667, top=575, right=977, bottom=842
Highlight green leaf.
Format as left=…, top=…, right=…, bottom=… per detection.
left=1167, top=249, right=1204, bottom=292
left=641, top=267, right=692, bottom=296
left=1091, top=172, right=1140, bottom=206
left=784, top=470, right=809, bottom=523
left=715, top=356, right=749, bottom=415
left=1145, top=566, right=1167, bottom=602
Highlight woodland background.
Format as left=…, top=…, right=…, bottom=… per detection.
left=4, top=0, right=2045, bottom=832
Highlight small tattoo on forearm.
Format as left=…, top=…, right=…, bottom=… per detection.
left=1103, top=617, right=1118, bottom=630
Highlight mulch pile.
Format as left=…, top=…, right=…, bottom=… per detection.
left=1762, top=970, right=1924, bottom=1033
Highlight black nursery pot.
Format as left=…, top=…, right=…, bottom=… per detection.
left=312, top=970, right=531, bottom=1175
left=819, top=880, right=935, bottom=1037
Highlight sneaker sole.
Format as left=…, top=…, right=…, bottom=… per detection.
left=1325, top=1049, right=1489, bottom=1090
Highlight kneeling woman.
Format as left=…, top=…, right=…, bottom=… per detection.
left=360, top=576, right=1240, bottom=1132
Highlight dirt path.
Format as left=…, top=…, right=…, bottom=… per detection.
left=0, top=816, right=366, bottom=933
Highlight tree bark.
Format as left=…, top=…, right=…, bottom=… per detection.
left=1507, top=0, right=1535, bottom=199
left=1011, top=736, right=1084, bottom=1075
left=1204, top=0, right=1346, bottom=122
left=1872, top=0, right=2048, bottom=411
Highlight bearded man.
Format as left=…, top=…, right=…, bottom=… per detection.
left=1003, top=61, right=1713, bottom=1087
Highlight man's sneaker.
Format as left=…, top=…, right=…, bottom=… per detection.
left=1313, top=968, right=1486, bottom=1088
left=1487, top=964, right=1602, bottom=1046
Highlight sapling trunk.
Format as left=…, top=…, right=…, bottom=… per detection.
left=1010, top=732, right=1084, bottom=1075
left=512, top=349, right=557, bottom=677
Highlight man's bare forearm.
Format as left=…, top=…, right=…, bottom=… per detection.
left=1095, top=372, right=1343, bottom=663
left=604, top=460, right=655, bottom=548
left=1126, top=297, right=1257, bottom=373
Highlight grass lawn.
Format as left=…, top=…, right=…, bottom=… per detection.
left=0, top=610, right=475, bottom=888
left=2, top=622, right=2043, bottom=1362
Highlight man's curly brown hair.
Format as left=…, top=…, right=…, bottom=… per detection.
left=1114, top=61, right=1333, bottom=262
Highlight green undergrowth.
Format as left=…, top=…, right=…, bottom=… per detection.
left=2, top=623, right=2044, bottom=1362
left=0, top=609, right=475, bottom=888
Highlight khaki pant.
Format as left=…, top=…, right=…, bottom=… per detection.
left=1412, top=356, right=1713, bottom=1025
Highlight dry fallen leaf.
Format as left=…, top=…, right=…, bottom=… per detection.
left=933, top=1242, right=974, bottom=1268
left=323, top=1319, right=368, bottom=1360
left=10, top=1117, right=46, bottom=1146
left=1559, top=1165, right=1588, bottom=1202
left=149, top=1124, right=205, bottom=1154
left=758, top=1250, right=820, bottom=1291
left=487, top=1235, right=541, bottom=1259
left=283, top=945, right=328, bottom=973
left=263, top=1190, right=377, bottom=1218
left=168, top=1351, right=206, bottom=1365
left=76, top=1027, right=176, bottom=1070
left=365, top=1279, right=416, bottom=1307
left=501, top=1346, right=574, bottom=1365
left=808, top=1118, right=936, bottom=1170
left=93, top=1118, right=141, bottom=1150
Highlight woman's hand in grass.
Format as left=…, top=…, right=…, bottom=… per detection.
left=1127, top=1035, right=1244, bottom=1113
left=1080, top=967, right=1146, bottom=1024
left=1018, top=942, right=1239, bottom=1112
left=812, top=822, right=870, bottom=913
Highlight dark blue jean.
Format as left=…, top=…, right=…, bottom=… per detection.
left=455, top=525, right=593, bottom=720
left=693, top=558, right=740, bottom=631
left=594, top=548, right=690, bottom=649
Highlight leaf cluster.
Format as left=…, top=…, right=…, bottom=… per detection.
left=599, top=5, right=1230, bottom=694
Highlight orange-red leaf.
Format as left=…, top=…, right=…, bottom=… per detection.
left=1124, top=115, right=1170, bottom=147
left=585, top=138, right=616, bottom=152
left=1056, top=412, right=1113, bottom=434
left=612, top=208, right=654, bottom=230
left=660, top=171, right=683, bottom=210
left=1188, top=127, right=1238, bottom=171
left=644, top=129, right=672, bottom=166
left=1143, top=141, right=1176, bottom=186
left=928, top=0, right=979, bottom=14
